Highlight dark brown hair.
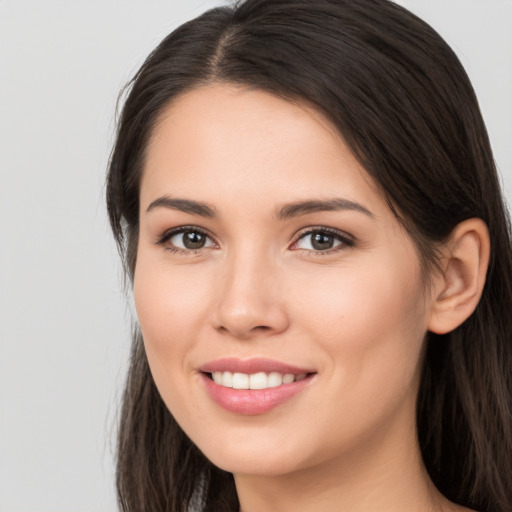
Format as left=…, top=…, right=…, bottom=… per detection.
left=106, top=1, right=512, bottom=510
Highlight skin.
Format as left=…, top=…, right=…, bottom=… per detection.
left=134, top=84, right=486, bottom=511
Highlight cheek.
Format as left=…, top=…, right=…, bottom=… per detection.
left=288, top=260, right=427, bottom=458
left=132, top=250, right=207, bottom=389
left=133, top=255, right=210, bottom=421
left=292, top=254, right=427, bottom=389
left=134, top=250, right=209, bottom=345
left=295, top=256, right=424, bottom=333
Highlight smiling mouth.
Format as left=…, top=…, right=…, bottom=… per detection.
left=205, top=371, right=311, bottom=390
left=200, top=360, right=316, bottom=414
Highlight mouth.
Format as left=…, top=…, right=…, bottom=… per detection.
left=204, top=370, right=311, bottom=390
left=198, top=358, right=317, bottom=415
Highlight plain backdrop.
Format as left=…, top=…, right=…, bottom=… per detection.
left=0, top=1, right=511, bottom=511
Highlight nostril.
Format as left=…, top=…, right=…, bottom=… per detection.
left=215, top=324, right=273, bottom=338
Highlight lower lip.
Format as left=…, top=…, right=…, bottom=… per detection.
left=200, top=373, right=314, bottom=415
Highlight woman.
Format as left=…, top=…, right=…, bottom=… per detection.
left=106, top=0, right=512, bottom=511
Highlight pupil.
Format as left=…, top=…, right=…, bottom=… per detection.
left=312, top=232, right=334, bottom=250
left=183, top=231, right=205, bottom=249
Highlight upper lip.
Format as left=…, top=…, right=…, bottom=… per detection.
left=199, top=357, right=316, bottom=375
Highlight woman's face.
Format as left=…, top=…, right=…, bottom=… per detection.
left=135, top=84, right=433, bottom=476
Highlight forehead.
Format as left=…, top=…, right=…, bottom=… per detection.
left=141, top=83, right=386, bottom=215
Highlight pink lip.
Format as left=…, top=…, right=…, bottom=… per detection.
left=198, top=358, right=316, bottom=415
left=199, top=357, right=314, bottom=375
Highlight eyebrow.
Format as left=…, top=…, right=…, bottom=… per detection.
left=276, top=198, right=374, bottom=219
left=146, top=197, right=217, bottom=217
left=145, top=196, right=374, bottom=220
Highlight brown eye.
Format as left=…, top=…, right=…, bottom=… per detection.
left=167, top=229, right=215, bottom=251
left=310, top=232, right=336, bottom=250
left=182, top=231, right=207, bottom=249
left=294, top=229, right=353, bottom=252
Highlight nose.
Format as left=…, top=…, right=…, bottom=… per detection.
left=213, top=248, right=290, bottom=339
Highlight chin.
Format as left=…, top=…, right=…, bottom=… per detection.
left=205, top=448, right=304, bottom=477
left=190, top=423, right=328, bottom=478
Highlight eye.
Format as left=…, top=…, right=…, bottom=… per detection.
left=157, top=227, right=216, bottom=253
left=171, top=230, right=214, bottom=250
left=292, top=228, right=354, bottom=252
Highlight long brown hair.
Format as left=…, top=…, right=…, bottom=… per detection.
left=106, top=1, right=512, bottom=510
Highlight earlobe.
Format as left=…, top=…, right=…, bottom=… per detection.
left=428, top=218, right=490, bottom=335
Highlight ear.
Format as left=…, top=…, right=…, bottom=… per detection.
left=428, top=218, right=490, bottom=335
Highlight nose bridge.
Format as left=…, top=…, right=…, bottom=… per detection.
left=214, top=241, right=288, bottom=338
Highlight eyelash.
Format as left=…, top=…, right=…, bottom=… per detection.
left=154, top=225, right=355, bottom=256
left=292, top=226, right=355, bottom=256
left=155, top=225, right=215, bottom=255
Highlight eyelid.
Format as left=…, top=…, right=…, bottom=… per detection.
left=154, top=225, right=218, bottom=253
left=153, top=224, right=355, bottom=255
left=290, top=226, right=355, bottom=253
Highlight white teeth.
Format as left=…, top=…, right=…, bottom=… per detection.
left=249, top=372, right=268, bottom=390
left=222, top=371, right=233, bottom=387
left=210, top=371, right=308, bottom=389
left=232, top=372, right=249, bottom=389
left=268, top=372, right=283, bottom=388
left=282, top=373, right=295, bottom=384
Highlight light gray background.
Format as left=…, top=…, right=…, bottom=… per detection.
left=0, top=1, right=510, bottom=511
